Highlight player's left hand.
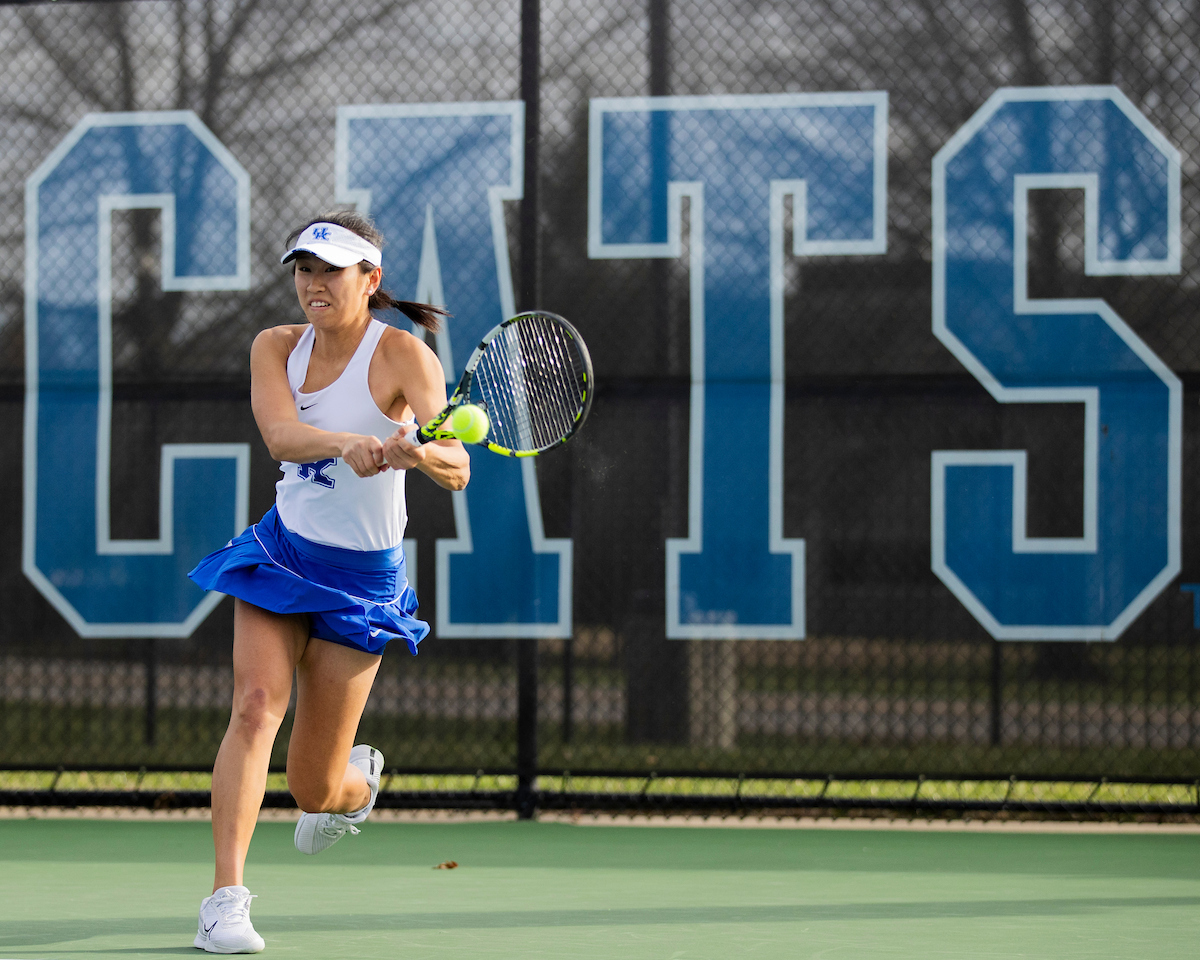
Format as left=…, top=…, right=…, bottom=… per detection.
left=382, top=425, right=426, bottom=471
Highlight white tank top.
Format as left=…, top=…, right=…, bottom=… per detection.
left=275, top=319, right=410, bottom=551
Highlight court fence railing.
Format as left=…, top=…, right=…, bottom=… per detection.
left=2, top=767, right=1198, bottom=823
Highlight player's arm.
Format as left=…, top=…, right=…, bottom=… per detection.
left=377, top=331, right=470, bottom=491
left=250, top=326, right=388, bottom=478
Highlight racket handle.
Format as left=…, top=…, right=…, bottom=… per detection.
left=405, top=426, right=429, bottom=447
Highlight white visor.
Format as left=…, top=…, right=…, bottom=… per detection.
left=281, top=222, right=382, bottom=268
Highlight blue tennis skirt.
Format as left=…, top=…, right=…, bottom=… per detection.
left=188, top=506, right=428, bottom=656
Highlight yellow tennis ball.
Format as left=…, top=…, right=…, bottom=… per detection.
left=450, top=403, right=490, bottom=444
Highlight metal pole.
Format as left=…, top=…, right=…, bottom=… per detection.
left=516, top=638, right=538, bottom=818
left=519, top=0, right=541, bottom=312
left=649, top=0, right=668, bottom=97
left=515, top=0, right=540, bottom=821
left=144, top=638, right=157, bottom=747
left=562, top=635, right=574, bottom=745
left=990, top=641, right=1003, bottom=747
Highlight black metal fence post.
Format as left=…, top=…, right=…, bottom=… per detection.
left=561, top=634, right=574, bottom=745
left=144, top=638, right=157, bottom=747
left=515, top=0, right=541, bottom=820
left=990, top=641, right=1003, bottom=747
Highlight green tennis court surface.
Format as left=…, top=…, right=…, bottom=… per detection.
left=1, top=818, right=1197, bottom=959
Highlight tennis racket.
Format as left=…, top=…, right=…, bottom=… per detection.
left=409, top=310, right=594, bottom=457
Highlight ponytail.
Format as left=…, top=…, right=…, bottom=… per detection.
left=370, top=290, right=449, bottom=333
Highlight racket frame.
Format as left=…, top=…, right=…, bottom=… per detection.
left=414, top=310, right=594, bottom=457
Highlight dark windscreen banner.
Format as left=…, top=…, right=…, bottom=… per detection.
left=2, top=0, right=1198, bottom=782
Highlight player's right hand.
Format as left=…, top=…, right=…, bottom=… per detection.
left=341, top=434, right=389, bottom=477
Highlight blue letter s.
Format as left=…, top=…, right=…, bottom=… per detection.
left=932, top=87, right=1181, bottom=639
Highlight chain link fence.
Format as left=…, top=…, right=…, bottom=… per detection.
left=2, top=0, right=1200, bottom=818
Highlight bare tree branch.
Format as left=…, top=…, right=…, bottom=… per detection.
left=19, top=6, right=118, bottom=111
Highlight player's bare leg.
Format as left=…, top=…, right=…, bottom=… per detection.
left=288, top=639, right=382, bottom=853
left=287, top=638, right=380, bottom=812
left=211, top=600, right=308, bottom=892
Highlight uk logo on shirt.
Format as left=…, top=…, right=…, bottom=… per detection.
left=297, top=458, right=336, bottom=488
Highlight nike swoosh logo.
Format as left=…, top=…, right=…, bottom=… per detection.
left=203, top=921, right=218, bottom=937
left=370, top=628, right=384, bottom=637
left=300, top=402, right=318, bottom=410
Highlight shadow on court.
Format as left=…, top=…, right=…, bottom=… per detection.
left=4, top=895, right=1200, bottom=949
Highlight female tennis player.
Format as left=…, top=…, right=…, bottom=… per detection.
left=188, top=211, right=469, bottom=953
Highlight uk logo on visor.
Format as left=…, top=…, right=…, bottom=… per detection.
left=281, top=222, right=383, bottom=266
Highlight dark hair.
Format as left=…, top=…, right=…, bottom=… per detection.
left=285, top=210, right=449, bottom=332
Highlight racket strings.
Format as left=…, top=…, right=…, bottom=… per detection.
left=481, top=327, right=553, bottom=451
left=517, top=316, right=582, bottom=440
left=474, top=329, right=530, bottom=449
left=472, top=315, right=588, bottom=454
left=522, top=315, right=588, bottom=442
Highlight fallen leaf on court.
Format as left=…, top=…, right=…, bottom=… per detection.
left=434, top=860, right=459, bottom=869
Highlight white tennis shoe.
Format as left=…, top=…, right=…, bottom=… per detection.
left=193, top=885, right=265, bottom=954
left=293, top=744, right=384, bottom=855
